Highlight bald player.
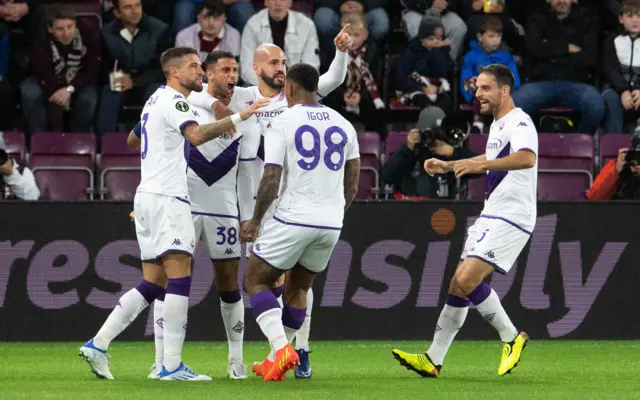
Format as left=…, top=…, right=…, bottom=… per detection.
left=187, top=25, right=352, bottom=379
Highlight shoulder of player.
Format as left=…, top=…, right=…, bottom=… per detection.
left=505, top=109, right=536, bottom=132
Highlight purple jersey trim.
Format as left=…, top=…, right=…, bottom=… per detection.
left=264, top=163, right=282, bottom=168
left=301, top=104, right=324, bottom=108
left=479, top=214, right=532, bottom=235
left=191, top=211, right=239, bottom=220
left=179, top=120, right=198, bottom=133
left=142, top=249, right=193, bottom=262
left=273, top=216, right=341, bottom=231
left=249, top=248, right=287, bottom=272
left=174, top=196, right=191, bottom=205
left=239, top=157, right=257, bottom=161
left=516, top=147, right=537, bottom=156
left=467, top=255, right=507, bottom=275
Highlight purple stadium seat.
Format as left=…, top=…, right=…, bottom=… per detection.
left=3, top=131, right=26, bottom=165
left=385, top=131, right=408, bottom=161
left=465, top=134, right=488, bottom=200
left=100, top=133, right=140, bottom=200
left=600, top=133, right=631, bottom=167
left=30, top=132, right=96, bottom=200
left=357, top=132, right=381, bottom=199
left=537, top=133, right=594, bottom=200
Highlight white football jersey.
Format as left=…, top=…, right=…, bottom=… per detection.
left=184, top=97, right=243, bottom=216
left=481, top=107, right=538, bottom=231
left=264, top=104, right=360, bottom=229
left=136, top=85, right=199, bottom=199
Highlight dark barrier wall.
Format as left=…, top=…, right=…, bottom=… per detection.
left=0, top=201, right=637, bottom=341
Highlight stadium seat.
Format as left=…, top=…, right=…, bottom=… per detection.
left=600, top=133, right=631, bottom=167
left=465, top=134, right=488, bottom=200
left=357, top=132, right=381, bottom=199
left=30, top=132, right=96, bottom=200
left=100, top=133, right=140, bottom=200
left=537, top=133, right=594, bottom=200
left=385, top=131, right=408, bottom=161
left=3, top=131, right=26, bottom=165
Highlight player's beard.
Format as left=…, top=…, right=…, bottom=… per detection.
left=261, top=71, right=285, bottom=90
left=182, top=78, right=203, bottom=93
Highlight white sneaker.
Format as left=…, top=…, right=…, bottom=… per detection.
left=148, top=364, right=160, bottom=379
left=227, top=361, right=247, bottom=380
left=159, top=363, right=212, bottom=381
left=79, top=339, right=114, bottom=380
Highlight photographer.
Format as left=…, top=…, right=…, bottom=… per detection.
left=382, top=116, right=478, bottom=200
left=587, top=133, right=640, bottom=200
left=0, top=133, right=40, bottom=200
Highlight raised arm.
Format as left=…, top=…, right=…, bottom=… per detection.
left=317, top=24, right=352, bottom=97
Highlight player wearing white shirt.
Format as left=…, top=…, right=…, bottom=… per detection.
left=239, top=64, right=360, bottom=382
left=186, top=26, right=353, bottom=379
left=392, top=64, right=536, bottom=379
left=80, top=47, right=267, bottom=382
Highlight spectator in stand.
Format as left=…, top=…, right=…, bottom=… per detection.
left=461, top=0, right=524, bottom=55
left=382, top=115, right=476, bottom=200
left=173, top=0, right=255, bottom=34
left=587, top=133, right=640, bottom=200
left=20, top=4, right=100, bottom=134
left=395, top=17, right=453, bottom=115
left=322, top=13, right=385, bottom=135
left=102, top=0, right=178, bottom=26
left=400, top=0, right=467, bottom=60
left=0, top=133, right=40, bottom=200
left=312, top=0, right=389, bottom=54
left=0, top=0, right=35, bottom=36
left=602, top=0, right=640, bottom=134
left=460, top=16, right=519, bottom=104
left=176, top=0, right=241, bottom=62
left=513, top=0, right=604, bottom=135
left=96, top=0, right=171, bottom=135
left=0, top=29, right=13, bottom=130
left=241, top=0, right=319, bottom=86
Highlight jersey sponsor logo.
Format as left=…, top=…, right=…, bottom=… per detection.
left=255, top=110, right=283, bottom=118
left=517, top=121, right=528, bottom=127
left=485, top=250, right=496, bottom=260
left=175, top=101, right=190, bottom=112
left=172, top=238, right=182, bottom=246
left=232, top=321, right=244, bottom=333
left=254, top=243, right=261, bottom=252
left=173, top=94, right=182, bottom=100
left=224, top=248, right=234, bottom=255
left=487, top=138, right=503, bottom=150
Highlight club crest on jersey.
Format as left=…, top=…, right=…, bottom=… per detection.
left=232, top=321, right=244, bottom=333
left=175, top=101, right=189, bottom=112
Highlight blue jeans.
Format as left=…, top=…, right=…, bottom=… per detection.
left=95, top=83, right=161, bottom=135
left=173, top=0, right=256, bottom=33
left=313, top=7, right=389, bottom=51
left=512, top=81, right=605, bottom=134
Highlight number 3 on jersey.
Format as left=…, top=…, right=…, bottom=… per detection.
left=140, top=113, right=149, bottom=160
left=294, top=125, right=347, bottom=171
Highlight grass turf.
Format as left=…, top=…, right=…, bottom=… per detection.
left=1, top=341, right=639, bottom=399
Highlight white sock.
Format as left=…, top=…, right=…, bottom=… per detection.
left=476, top=289, right=518, bottom=343
left=93, top=288, right=149, bottom=350
left=426, top=304, right=468, bottom=366
left=163, top=294, right=189, bottom=371
left=153, top=300, right=164, bottom=372
left=276, top=295, right=283, bottom=308
left=221, top=299, right=244, bottom=362
left=284, top=326, right=297, bottom=343
left=256, top=308, right=288, bottom=353
left=295, top=288, right=313, bottom=351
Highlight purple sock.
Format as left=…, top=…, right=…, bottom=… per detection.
left=167, top=276, right=192, bottom=297
left=220, top=289, right=242, bottom=304
left=271, top=285, right=284, bottom=298
left=282, top=304, right=306, bottom=330
left=467, top=282, right=491, bottom=306
left=446, top=294, right=470, bottom=308
left=250, top=290, right=281, bottom=320
left=135, top=280, right=166, bottom=304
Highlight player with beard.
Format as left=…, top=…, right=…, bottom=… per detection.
left=187, top=25, right=353, bottom=379
left=80, top=47, right=266, bottom=381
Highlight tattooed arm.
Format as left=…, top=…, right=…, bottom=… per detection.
left=344, top=158, right=360, bottom=211
left=252, top=165, right=282, bottom=222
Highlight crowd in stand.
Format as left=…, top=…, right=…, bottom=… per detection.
left=0, top=0, right=639, bottom=201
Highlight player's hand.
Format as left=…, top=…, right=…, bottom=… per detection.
left=239, top=98, right=270, bottom=121
left=334, top=24, right=353, bottom=53
left=129, top=211, right=135, bottom=221
left=453, top=159, right=486, bottom=178
left=616, top=148, right=629, bottom=173
left=240, top=219, right=260, bottom=243
left=424, top=158, right=451, bottom=176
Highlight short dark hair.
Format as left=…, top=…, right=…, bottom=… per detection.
left=160, top=46, right=198, bottom=76
left=46, top=4, right=76, bottom=26
left=197, top=0, right=226, bottom=17
left=479, top=15, right=503, bottom=34
left=203, top=50, right=236, bottom=69
left=287, top=63, right=319, bottom=93
left=478, top=64, right=514, bottom=93
left=113, top=0, right=141, bottom=11
left=621, top=0, right=640, bottom=15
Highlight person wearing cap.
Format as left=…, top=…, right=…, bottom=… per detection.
left=0, top=132, right=40, bottom=200
left=400, top=0, right=467, bottom=60
left=395, top=17, right=453, bottom=114
left=381, top=114, right=478, bottom=200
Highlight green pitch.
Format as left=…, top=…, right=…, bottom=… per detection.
left=1, top=341, right=639, bottom=400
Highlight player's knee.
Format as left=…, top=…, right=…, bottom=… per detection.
left=448, top=277, right=467, bottom=298
left=452, top=270, right=478, bottom=297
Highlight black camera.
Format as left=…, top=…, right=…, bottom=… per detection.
left=419, top=115, right=470, bottom=150
left=625, top=134, right=640, bottom=167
